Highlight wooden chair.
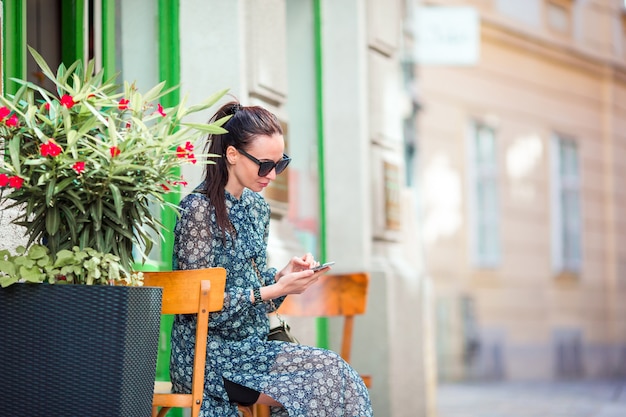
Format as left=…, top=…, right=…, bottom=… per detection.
left=278, top=272, right=372, bottom=387
left=142, top=268, right=227, bottom=417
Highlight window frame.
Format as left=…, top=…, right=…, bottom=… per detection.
left=550, top=134, right=583, bottom=273
left=467, top=120, right=501, bottom=268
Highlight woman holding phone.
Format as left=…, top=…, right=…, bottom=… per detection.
left=170, top=101, right=373, bottom=416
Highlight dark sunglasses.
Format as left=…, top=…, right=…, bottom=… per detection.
left=237, top=148, right=291, bottom=177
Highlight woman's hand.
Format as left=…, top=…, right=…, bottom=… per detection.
left=276, top=268, right=320, bottom=295
left=261, top=267, right=327, bottom=301
left=276, top=253, right=316, bottom=281
left=259, top=254, right=331, bottom=301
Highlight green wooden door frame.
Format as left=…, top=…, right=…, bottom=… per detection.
left=313, top=0, right=329, bottom=349
left=60, top=0, right=85, bottom=66
left=2, top=0, right=27, bottom=95
left=158, top=0, right=180, bottom=272
left=101, top=0, right=116, bottom=80
left=155, top=5, right=181, bottom=415
left=3, top=0, right=115, bottom=93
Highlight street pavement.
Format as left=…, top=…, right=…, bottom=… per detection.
left=436, top=379, right=626, bottom=417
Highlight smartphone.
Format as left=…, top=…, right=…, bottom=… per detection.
left=311, top=262, right=335, bottom=272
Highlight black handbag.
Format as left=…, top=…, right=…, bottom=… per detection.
left=267, top=322, right=299, bottom=343
left=252, top=259, right=299, bottom=344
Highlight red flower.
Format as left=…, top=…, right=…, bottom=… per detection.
left=173, top=177, right=188, bottom=187
left=0, top=107, right=10, bottom=120
left=40, top=139, right=62, bottom=157
left=60, top=94, right=75, bottom=109
left=110, top=146, right=121, bottom=157
left=8, top=176, right=24, bottom=189
left=160, top=183, right=170, bottom=191
left=72, top=161, right=85, bottom=174
left=157, top=103, right=166, bottom=117
left=5, top=114, right=18, bottom=127
left=44, top=102, right=51, bottom=111
left=118, top=98, right=129, bottom=110
left=0, top=173, right=9, bottom=187
left=176, top=141, right=196, bottom=163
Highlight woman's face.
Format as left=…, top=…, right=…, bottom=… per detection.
left=225, top=133, right=285, bottom=197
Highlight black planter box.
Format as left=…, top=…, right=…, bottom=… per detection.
left=0, top=284, right=162, bottom=417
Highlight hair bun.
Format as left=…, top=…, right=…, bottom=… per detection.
left=230, top=103, right=242, bottom=115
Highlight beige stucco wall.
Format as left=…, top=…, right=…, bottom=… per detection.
left=418, top=0, right=626, bottom=381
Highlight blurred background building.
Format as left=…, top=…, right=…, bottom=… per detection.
left=2, top=0, right=626, bottom=416
left=416, top=0, right=626, bottom=384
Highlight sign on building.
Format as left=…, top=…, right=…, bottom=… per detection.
left=414, top=7, right=480, bottom=66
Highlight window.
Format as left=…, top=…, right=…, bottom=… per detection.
left=469, top=122, right=500, bottom=267
left=545, top=1, right=571, bottom=35
left=551, top=136, right=582, bottom=272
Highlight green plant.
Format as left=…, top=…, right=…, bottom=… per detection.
left=0, top=244, right=143, bottom=287
left=0, top=47, right=228, bottom=278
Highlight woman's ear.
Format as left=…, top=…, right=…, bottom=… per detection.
left=225, top=145, right=238, bottom=165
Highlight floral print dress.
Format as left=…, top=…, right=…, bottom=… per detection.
left=171, top=189, right=373, bottom=417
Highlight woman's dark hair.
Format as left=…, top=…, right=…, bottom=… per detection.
left=200, top=101, right=283, bottom=236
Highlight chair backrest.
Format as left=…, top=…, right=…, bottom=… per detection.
left=142, top=268, right=226, bottom=417
left=278, top=272, right=369, bottom=363
left=143, top=268, right=226, bottom=315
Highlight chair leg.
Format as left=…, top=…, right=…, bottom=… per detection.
left=156, top=407, right=172, bottom=417
left=255, top=404, right=271, bottom=417
left=238, top=404, right=254, bottom=417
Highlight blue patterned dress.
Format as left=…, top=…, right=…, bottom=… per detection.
left=171, top=189, right=373, bottom=417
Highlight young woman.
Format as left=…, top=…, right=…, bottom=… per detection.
left=171, top=101, right=373, bottom=416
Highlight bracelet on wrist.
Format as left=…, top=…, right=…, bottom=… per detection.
left=252, top=287, right=263, bottom=305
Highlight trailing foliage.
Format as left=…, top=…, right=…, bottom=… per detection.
left=0, top=244, right=143, bottom=287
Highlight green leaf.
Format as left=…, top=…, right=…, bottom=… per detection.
left=89, top=199, right=103, bottom=232
left=65, top=190, right=86, bottom=213
left=54, top=249, right=76, bottom=266
left=142, top=81, right=166, bottom=103
left=83, top=101, right=111, bottom=128
left=185, top=88, right=230, bottom=114
left=54, top=177, right=77, bottom=194
left=0, top=277, right=20, bottom=288
left=45, top=206, right=60, bottom=236
left=28, top=245, right=49, bottom=260
left=45, top=177, right=56, bottom=207
left=27, top=46, right=57, bottom=84
left=59, top=204, right=79, bottom=242
left=108, top=183, right=123, bottom=218
left=181, top=122, right=229, bottom=134
left=18, top=264, right=46, bottom=283
left=0, top=260, right=17, bottom=276
left=8, top=137, right=22, bottom=173
left=102, top=220, right=134, bottom=240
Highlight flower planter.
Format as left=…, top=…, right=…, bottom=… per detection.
left=0, top=284, right=162, bottom=417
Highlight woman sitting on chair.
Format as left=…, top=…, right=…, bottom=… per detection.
left=170, top=101, right=373, bottom=416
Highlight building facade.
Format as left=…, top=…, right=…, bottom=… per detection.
left=417, top=0, right=626, bottom=381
